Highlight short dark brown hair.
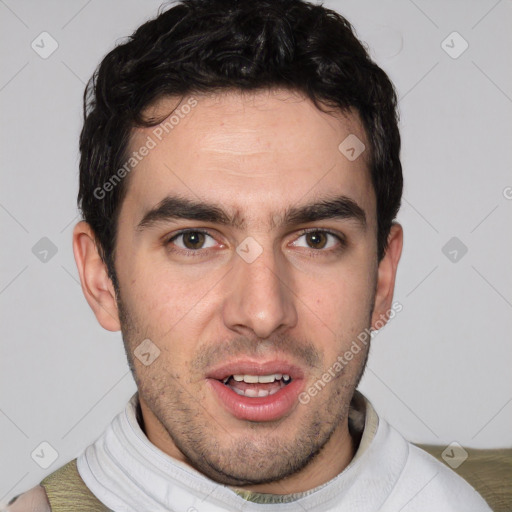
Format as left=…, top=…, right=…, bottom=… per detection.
left=78, top=0, right=402, bottom=289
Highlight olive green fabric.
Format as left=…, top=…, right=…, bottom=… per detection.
left=416, top=444, right=512, bottom=512
left=40, top=459, right=112, bottom=511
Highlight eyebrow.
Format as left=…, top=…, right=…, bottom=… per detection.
left=136, top=194, right=367, bottom=232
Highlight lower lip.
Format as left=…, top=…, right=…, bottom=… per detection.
left=208, top=378, right=304, bottom=422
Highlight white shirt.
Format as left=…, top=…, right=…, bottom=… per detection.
left=75, top=391, right=491, bottom=511
left=4, top=391, right=492, bottom=511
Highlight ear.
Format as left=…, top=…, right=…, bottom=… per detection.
left=371, top=222, right=403, bottom=329
left=72, top=221, right=121, bottom=331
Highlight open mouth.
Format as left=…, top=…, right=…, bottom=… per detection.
left=220, top=373, right=292, bottom=397
left=206, top=362, right=304, bottom=421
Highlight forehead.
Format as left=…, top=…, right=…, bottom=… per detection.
left=121, top=89, right=375, bottom=228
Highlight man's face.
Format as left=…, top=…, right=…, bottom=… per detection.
left=111, top=89, right=381, bottom=487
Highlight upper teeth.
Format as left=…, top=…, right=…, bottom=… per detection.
left=230, top=373, right=290, bottom=383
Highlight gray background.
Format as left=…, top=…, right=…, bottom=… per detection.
left=1, top=0, right=511, bottom=504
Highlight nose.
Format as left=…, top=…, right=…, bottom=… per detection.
left=222, top=241, right=298, bottom=339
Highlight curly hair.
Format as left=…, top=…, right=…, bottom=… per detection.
left=78, top=0, right=402, bottom=289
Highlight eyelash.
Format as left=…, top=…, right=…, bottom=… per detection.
left=165, top=228, right=346, bottom=258
left=297, top=228, right=347, bottom=258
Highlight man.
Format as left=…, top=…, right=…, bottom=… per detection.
left=5, top=0, right=492, bottom=510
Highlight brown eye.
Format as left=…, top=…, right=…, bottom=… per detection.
left=291, top=230, right=342, bottom=251
left=167, top=230, right=217, bottom=252
left=182, top=231, right=206, bottom=249
left=305, top=231, right=328, bottom=249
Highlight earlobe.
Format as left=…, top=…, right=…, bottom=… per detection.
left=72, top=221, right=121, bottom=332
left=371, top=223, right=403, bottom=330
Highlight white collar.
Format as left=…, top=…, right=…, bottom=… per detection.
left=77, top=390, right=408, bottom=512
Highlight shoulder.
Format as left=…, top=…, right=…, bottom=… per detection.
left=3, top=458, right=111, bottom=512
left=383, top=441, right=493, bottom=511
left=3, top=485, right=51, bottom=512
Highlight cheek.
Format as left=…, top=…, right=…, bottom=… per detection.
left=122, top=268, right=216, bottom=360
left=306, top=264, right=375, bottom=350
left=120, top=252, right=187, bottom=317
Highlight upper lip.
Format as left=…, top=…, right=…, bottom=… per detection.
left=206, top=359, right=305, bottom=381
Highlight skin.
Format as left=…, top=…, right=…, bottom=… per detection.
left=73, top=88, right=403, bottom=495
